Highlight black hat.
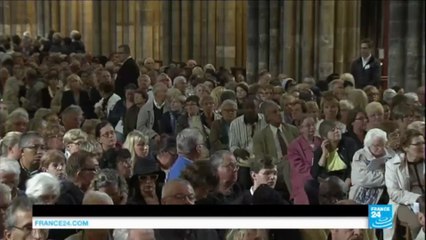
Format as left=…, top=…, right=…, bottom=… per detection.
left=131, top=158, right=165, bottom=182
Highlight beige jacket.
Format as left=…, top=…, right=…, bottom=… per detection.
left=384, top=152, right=423, bottom=240
left=349, top=147, right=394, bottom=203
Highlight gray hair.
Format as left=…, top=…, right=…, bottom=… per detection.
left=5, top=196, right=33, bottom=230
left=210, top=150, right=232, bottom=170
left=176, top=128, right=204, bottom=154
left=153, top=82, right=168, bottom=95
left=0, top=131, right=22, bottom=157
left=382, top=89, right=397, bottom=105
left=173, top=76, right=187, bottom=86
left=25, top=173, right=60, bottom=204
left=364, top=128, right=388, bottom=148
left=5, top=108, right=29, bottom=131
left=83, top=191, right=114, bottom=205
left=0, top=159, right=20, bottom=186
left=61, top=105, right=83, bottom=118
left=161, top=179, right=192, bottom=198
left=405, top=92, right=419, bottom=102
left=93, top=168, right=120, bottom=190
left=220, top=99, right=238, bottom=111
left=19, top=131, right=43, bottom=149
left=260, top=101, right=279, bottom=123
left=0, top=183, right=11, bottom=203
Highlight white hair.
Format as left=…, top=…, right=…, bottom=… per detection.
left=176, top=128, right=204, bottom=154
left=0, top=159, right=20, bottom=186
left=173, top=76, right=186, bottom=86
left=220, top=99, right=238, bottom=111
left=83, top=191, right=114, bottom=205
left=364, top=128, right=388, bottom=147
left=0, top=131, right=22, bottom=157
left=25, top=173, right=60, bottom=203
left=405, top=92, right=419, bottom=102
left=382, top=88, right=397, bottom=104
left=0, top=182, right=12, bottom=202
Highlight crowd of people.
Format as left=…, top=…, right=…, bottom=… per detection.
left=0, top=31, right=424, bottom=240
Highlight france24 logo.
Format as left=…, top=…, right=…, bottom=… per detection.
left=368, top=205, right=393, bottom=229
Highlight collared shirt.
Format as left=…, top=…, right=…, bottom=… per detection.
left=153, top=98, right=165, bottom=109
left=167, top=155, right=193, bottom=182
left=229, top=114, right=266, bottom=153
left=269, top=124, right=286, bottom=159
left=250, top=186, right=255, bottom=195
left=362, top=54, right=372, bottom=68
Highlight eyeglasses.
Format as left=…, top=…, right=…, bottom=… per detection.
left=81, top=166, right=99, bottom=172
left=24, top=144, right=47, bottom=151
left=221, top=162, right=239, bottom=171
left=101, top=131, right=115, bottom=138
left=138, top=174, right=159, bottom=182
left=12, top=225, right=48, bottom=237
left=411, top=142, right=425, bottom=146
left=167, top=193, right=196, bottom=202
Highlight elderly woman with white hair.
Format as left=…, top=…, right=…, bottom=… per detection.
left=25, top=172, right=60, bottom=204
left=5, top=108, right=29, bottom=133
left=0, top=159, right=21, bottom=200
left=0, top=131, right=22, bottom=160
left=349, top=128, right=395, bottom=205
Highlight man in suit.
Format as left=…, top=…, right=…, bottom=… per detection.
left=136, top=83, right=169, bottom=144
left=115, top=44, right=140, bottom=98
left=350, top=39, right=381, bottom=89
left=253, top=101, right=299, bottom=201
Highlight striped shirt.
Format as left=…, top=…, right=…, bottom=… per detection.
left=229, top=114, right=267, bottom=154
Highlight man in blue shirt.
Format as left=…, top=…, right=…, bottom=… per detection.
left=167, top=128, right=207, bottom=181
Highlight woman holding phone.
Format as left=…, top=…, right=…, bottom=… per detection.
left=311, top=120, right=358, bottom=191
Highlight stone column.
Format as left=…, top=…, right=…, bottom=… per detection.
left=404, top=0, right=423, bottom=91
left=258, top=0, right=269, bottom=71
left=269, top=1, right=280, bottom=76
left=388, top=1, right=406, bottom=88
left=246, top=1, right=258, bottom=83
left=317, top=1, right=335, bottom=81
left=162, top=0, right=171, bottom=64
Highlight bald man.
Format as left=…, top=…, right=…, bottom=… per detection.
left=128, top=229, right=156, bottom=240
left=161, top=180, right=196, bottom=205
left=83, top=191, right=114, bottom=205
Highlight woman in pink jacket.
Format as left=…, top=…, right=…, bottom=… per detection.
left=288, top=116, right=322, bottom=204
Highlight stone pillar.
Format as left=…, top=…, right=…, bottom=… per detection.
left=404, top=0, right=423, bottom=91
left=387, top=1, right=425, bottom=90
left=269, top=1, right=280, bottom=76
left=224, top=1, right=236, bottom=68
left=317, top=1, right=335, bottom=81
left=162, top=0, right=171, bottom=64
left=258, top=0, right=269, bottom=71
left=246, top=1, right=258, bottom=83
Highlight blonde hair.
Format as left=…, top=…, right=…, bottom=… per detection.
left=5, top=108, right=29, bottom=133
left=40, top=150, right=66, bottom=169
left=81, top=119, right=101, bottom=138
left=365, top=102, right=384, bottom=116
left=339, top=99, right=354, bottom=111
left=66, top=73, right=82, bottom=87
left=340, top=73, right=355, bottom=87
left=123, top=130, right=149, bottom=168
left=346, top=88, right=368, bottom=110
left=79, top=138, right=102, bottom=153
left=63, top=129, right=88, bottom=145
left=0, top=131, right=22, bottom=157
left=42, top=123, right=65, bottom=139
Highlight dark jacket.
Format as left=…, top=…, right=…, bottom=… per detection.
left=108, top=99, right=126, bottom=128
left=123, top=104, right=140, bottom=137
left=350, top=56, right=381, bottom=89
left=342, top=130, right=364, bottom=151
left=209, top=119, right=230, bottom=152
left=40, top=87, right=54, bottom=108
left=60, top=90, right=96, bottom=119
left=70, top=41, right=86, bottom=53
left=197, top=184, right=243, bottom=205
left=56, top=180, right=85, bottom=205
left=115, top=58, right=139, bottom=98
left=159, top=111, right=181, bottom=136
left=311, top=136, right=358, bottom=181
left=89, top=87, right=102, bottom=105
